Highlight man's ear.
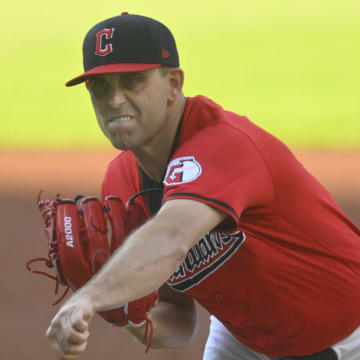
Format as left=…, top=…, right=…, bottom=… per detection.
left=85, top=80, right=91, bottom=91
left=167, top=68, right=184, bottom=104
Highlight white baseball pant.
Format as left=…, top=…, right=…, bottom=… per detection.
left=203, top=315, right=360, bottom=360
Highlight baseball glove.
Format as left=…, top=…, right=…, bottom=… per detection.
left=27, top=191, right=158, bottom=352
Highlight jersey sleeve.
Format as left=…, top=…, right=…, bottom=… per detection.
left=162, top=122, right=274, bottom=227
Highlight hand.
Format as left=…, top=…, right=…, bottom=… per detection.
left=46, top=296, right=94, bottom=359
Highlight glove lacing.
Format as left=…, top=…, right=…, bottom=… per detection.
left=127, top=188, right=163, bottom=206
left=27, top=192, right=71, bottom=305
left=26, top=255, right=70, bottom=306
left=144, top=313, right=154, bottom=353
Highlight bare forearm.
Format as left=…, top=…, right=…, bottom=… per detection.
left=126, top=301, right=198, bottom=349
left=76, top=218, right=187, bottom=311
left=71, top=199, right=224, bottom=312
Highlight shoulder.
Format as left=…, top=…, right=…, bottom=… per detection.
left=107, top=150, right=136, bottom=170
left=183, top=95, right=296, bottom=168
left=181, top=95, right=255, bottom=142
left=102, top=150, right=141, bottom=199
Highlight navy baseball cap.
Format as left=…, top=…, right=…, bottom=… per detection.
left=66, top=12, right=179, bottom=87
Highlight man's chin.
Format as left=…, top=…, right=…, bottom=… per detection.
left=109, top=138, right=129, bottom=151
left=112, top=142, right=128, bottom=151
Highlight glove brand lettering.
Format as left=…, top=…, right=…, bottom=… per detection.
left=167, top=231, right=245, bottom=292
left=164, top=156, right=202, bottom=185
left=95, top=28, right=115, bottom=56
left=64, top=216, right=74, bottom=248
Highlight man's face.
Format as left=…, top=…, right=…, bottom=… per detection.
left=87, top=69, right=171, bottom=150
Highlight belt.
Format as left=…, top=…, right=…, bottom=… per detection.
left=279, top=347, right=338, bottom=360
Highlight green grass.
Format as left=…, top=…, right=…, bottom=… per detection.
left=2, top=0, right=359, bottom=148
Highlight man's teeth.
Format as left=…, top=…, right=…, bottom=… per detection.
left=118, top=116, right=131, bottom=121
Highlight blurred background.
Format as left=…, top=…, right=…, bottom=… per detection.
left=1, top=0, right=359, bottom=359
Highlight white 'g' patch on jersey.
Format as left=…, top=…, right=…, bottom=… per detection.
left=163, top=156, right=202, bottom=186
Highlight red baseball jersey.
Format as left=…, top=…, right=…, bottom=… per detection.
left=102, top=95, right=360, bottom=357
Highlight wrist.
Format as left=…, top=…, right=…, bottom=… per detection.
left=65, top=289, right=96, bottom=314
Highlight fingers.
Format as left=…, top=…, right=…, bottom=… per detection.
left=51, top=338, right=88, bottom=360
left=71, top=309, right=89, bottom=333
left=67, top=329, right=90, bottom=345
left=47, top=303, right=93, bottom=359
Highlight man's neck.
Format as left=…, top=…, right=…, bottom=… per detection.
left=133, top=95, right=186, bottom=183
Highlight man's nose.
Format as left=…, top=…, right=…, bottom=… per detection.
left=108, top=86, right=126, bottom=108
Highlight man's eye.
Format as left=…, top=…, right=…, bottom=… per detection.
left=89, top=79, right=110, bottom=98
left=122, top=75, right=142, bottom=89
